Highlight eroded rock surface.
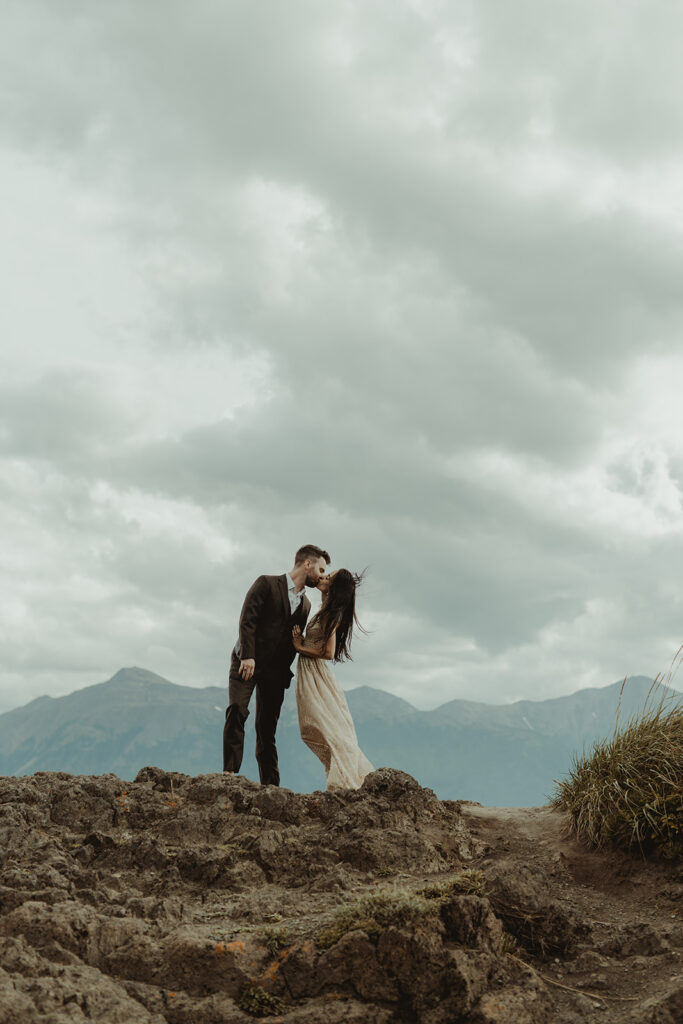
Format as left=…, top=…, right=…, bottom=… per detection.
left=0, top=768, right=680, bottom=1023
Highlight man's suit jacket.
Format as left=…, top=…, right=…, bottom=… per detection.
left=233, top=574, right=311, bottom=686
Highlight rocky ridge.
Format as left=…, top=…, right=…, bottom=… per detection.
left=0, top=768, right=680, bottom=1023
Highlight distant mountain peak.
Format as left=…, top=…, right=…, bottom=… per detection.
left=346, top=684, right=410, bottom=700
left=107, top=667, right=173, bottom=687
left=346, top=685, right=417, bottom=718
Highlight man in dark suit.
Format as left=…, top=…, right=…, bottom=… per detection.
left=223, top=544, right=331, bottom=785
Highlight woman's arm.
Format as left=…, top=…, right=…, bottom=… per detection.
left=292, top=625, right=336, bottom=660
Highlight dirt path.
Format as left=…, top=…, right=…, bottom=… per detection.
left=460, top=803, right=682, bottom=1023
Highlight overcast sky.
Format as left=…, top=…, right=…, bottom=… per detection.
left=2, top=0, right=683, bottom=714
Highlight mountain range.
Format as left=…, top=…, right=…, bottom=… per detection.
left=0, top=668, right=673, bottom=805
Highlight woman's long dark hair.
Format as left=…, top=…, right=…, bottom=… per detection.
left=311, top=568, right=367, bottom=663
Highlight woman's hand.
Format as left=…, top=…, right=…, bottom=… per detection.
left=292, top=625, right=303, bottom=651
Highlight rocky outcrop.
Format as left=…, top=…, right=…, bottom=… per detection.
left=0, top=768, right=552, bottom=1023
left=0, top=768, right=679, bottom=1022
left=483, top=860, right=587, bottom=957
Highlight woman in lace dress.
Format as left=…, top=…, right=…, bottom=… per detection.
left=292, top=569, right=374, bottom=790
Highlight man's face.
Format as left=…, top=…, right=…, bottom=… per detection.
left=304, top=557, right=328, bottom=588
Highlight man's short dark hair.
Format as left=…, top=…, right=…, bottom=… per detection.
left=294, top=544, right=331, bottom=566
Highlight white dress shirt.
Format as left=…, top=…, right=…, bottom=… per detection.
left=286, top=573, right=304, bottom=615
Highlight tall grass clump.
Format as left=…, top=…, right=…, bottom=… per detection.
left=552, top=664, right=682, bottom=859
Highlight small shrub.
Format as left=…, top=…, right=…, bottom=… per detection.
left=419, top=869, right=487, bottom=900
left=316, top=889, right=434, bottom=949
left=375, top=866, right=393, bottom=877
left=418, top=883, right=448, bottom=900
left=552, top=674, right=682, bottom=858
left=501, top=931, right=519, bottom=954
left=238, top=983, right=285, bottom=1017
left=257, top=926, right=291, bottom=957
left=317, top=914, right=384, bottom=949
left=453, top=868, right=487, bottom=894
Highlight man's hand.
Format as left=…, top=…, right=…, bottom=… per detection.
left=239, top=658, right=255, bottom=681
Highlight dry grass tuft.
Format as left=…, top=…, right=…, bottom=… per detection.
left=316, top=889, right=434, bottom=949
left=418, top=868, right=487, bottom=900
left=552, top=664, right=682, bottom=859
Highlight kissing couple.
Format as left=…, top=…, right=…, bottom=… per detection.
left=222, top=544, right=373, bottom=790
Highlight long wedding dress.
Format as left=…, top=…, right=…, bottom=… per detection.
left=296, top=622, right=374, bottom=790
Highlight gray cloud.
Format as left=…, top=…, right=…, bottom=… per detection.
left=2, top=1, right=683, bottom=713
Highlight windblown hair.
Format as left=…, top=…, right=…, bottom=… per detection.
left=294, top=544, right=331, bottom=566
left=311, top=568, right=367, bottom=663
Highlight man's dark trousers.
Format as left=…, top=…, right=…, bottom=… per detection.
left=223, top=573, right=310, bottom=786
left=223, top=653, right=287, bottom=786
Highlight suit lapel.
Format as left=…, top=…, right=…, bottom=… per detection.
left=277, top=574, right=290, bottom=619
